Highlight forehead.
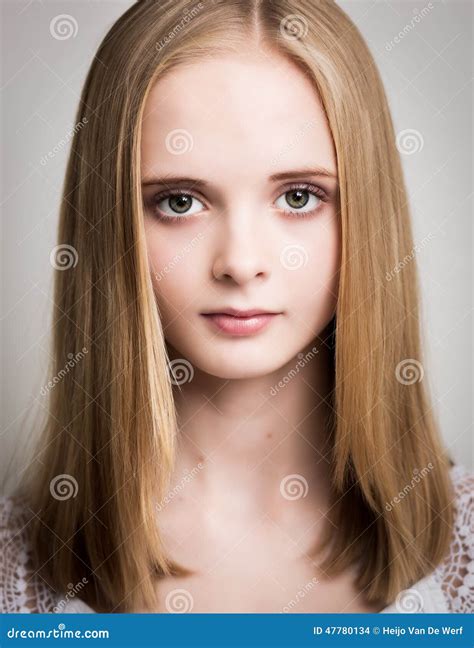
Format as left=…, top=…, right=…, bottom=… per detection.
left=140, top=51, right=336, bottom=181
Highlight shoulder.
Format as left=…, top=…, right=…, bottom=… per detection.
left=433, top=464, right=474, bottom=612
left=0, top=494, right=60, bottom=613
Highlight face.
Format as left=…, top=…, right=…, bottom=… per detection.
left=140, top=50, right=340, bottom=380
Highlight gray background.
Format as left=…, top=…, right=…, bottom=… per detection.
left=1, top=0, right=472, bottom=492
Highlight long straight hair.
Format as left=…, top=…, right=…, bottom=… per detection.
left=16, top=0, right=454, bottom=612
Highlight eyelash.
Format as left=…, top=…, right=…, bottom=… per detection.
left=146, top=182, right=329, bottom=224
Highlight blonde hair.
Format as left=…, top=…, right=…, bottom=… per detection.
left=15, top=0, right=454, bottom=612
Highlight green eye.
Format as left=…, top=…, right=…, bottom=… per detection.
left=275, top=187, right=322, bottom=215
left=153, top=192, right=205, bottom=220
left=286, top=189, right=310, bottom=209
left=166, top=194, right=193, bottom=214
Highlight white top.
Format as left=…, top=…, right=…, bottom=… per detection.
left=1, top=465, right=472, bottom=614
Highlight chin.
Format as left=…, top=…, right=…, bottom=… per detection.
left=193, top=349, right=288, bottom=381
left=209, top=365, right=268, bottom=380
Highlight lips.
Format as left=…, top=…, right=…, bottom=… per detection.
left=200, top=308, right=282, bottom=336
left=201, top=307, right=280, bottom=318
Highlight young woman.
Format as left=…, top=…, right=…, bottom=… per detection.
left=1, top=0, right=472, bottom=614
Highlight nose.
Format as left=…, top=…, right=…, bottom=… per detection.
left=211, top=208, right=270, bottom=285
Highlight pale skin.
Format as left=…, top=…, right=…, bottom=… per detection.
left=140, top=48, right=381, bottom=613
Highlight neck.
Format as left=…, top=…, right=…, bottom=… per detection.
left=166, top=337, right=335, bottom=519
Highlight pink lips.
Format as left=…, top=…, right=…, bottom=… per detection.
left=201, top=308, right=281, bottom=336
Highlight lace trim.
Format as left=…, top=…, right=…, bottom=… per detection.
left=0, top=496, right=59, bottom=613
left=432, top=464, right=474, bottom=612
left=1, top=465, right=472, bottom=613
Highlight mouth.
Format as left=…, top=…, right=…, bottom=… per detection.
left=200, top=308, right=283, bottom=336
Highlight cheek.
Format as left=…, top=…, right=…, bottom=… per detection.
left=285, top=216, right=340, bottom=314
left=312, top=233, right=340, bottom=294
left=146, top=233, right=205, bottom=311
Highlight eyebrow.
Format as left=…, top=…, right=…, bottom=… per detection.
left=141, top=166, right=338, bottom=187
left=270, top=167, right=338, bottom=181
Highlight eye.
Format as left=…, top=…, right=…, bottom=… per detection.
left=275, top=184, right=326, bottom=216
left=150, top=191, right=205, bottom=220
